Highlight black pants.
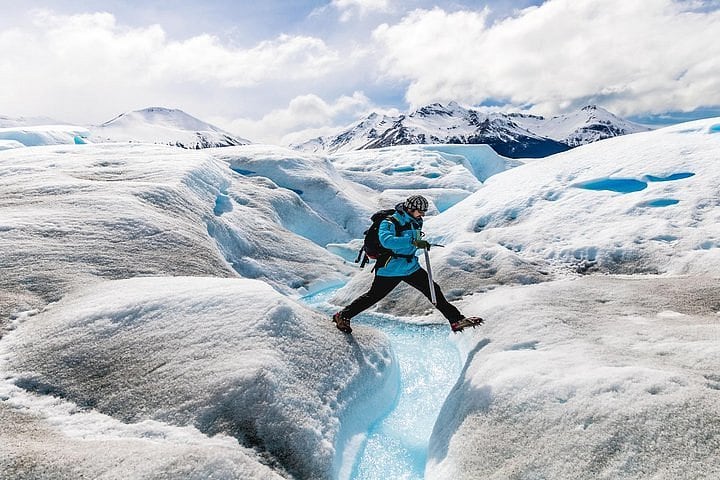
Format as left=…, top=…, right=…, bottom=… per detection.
left=341, top=268, right=463, bottom=324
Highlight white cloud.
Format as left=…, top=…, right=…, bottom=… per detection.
left=332, top=0, right=391, bottom=22
left=372, top=0, right=720, bottom=116
left=160, top=34, right=341, bottom=88
left=216, top=92, right=373, bottom=145
left=0, top=10, right=342, bottom=124
left=6, top=1, right=718, bottom=145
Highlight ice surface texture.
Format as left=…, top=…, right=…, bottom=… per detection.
left=5, top=277, right=393, bottom=479
left=1, top=118, right=720, bottom=479
left=428, top=275, right=720, bottom=480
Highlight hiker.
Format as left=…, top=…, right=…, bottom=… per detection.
left=333, top=195, right=483, bottom=333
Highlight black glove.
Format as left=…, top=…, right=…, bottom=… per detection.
left=412, top=239, right=431, bottom=250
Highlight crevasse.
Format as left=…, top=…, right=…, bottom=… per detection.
left=302, top=286, right=462, bottom=480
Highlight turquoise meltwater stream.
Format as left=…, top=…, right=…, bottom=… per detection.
left=302, top=286, right=462, bottom=480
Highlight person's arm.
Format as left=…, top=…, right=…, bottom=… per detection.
left=378, top=218, right=413, bottom=251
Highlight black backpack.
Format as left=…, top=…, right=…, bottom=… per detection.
left=355, top=209, right=414, bottom=270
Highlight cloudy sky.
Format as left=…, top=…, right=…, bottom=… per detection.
left=2, top=0, right=719, bottom=144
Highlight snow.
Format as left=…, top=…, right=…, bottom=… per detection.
left=516, top=105, right=650, bottom=146
left=2, top=277, right=393, bottom=479
left=292, top=103, right=648, bottom=155
left=429, top=119, right=720, bottom=278
left=89, top=107, right=251, bottom=148
left=211, top=144, right=378, bottom=239
left=0, top=139, right=25, bottom=151
left=329, top=144, right=519, bottom=213
left=428, top=275, right=720, bottom=479
left=0, top=142, right=356, bottom=321
left=0, top=108, right=251, bottom=150
left=1, top=117, right=719, bottom=479
left=0, top=125, right=90, bottom=147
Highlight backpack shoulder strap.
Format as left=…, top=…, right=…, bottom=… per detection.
left=385, top=215, right=414, bottom=236
left=386, top=215, right=400, bottom=229
left=383, top=215, right=409, bottom=237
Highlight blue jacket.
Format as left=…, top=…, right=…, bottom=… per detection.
left=376, top=205, right=423, bottom=277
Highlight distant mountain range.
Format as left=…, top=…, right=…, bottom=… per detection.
left=88, top=107, right=251, bottom=149
left=3, top=104, right=648, bottom=156
left=291, top=103, right=650, bottom=158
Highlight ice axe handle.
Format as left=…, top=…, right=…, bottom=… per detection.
left=423, top=247, right=437, bottom=305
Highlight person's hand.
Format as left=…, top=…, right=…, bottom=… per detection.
left=412, top=239, right=431, bottom=250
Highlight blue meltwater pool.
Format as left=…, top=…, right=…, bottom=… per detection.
left=302, top=286, right=462, bottom=480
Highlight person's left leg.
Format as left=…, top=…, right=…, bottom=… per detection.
left=402, top=268, right=463, bottom=323
left=341, top=274, right=403, bottom=319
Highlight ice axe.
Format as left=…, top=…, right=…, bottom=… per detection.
left=422, top=243, right=444, bottom=305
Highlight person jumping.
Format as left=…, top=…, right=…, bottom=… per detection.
left=333, top=195, right=484, bottom=334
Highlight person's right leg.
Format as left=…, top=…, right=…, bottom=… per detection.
left=402, top=268, right=463, bottom=323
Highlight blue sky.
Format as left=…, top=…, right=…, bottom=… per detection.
left=8, top=1, right=542, bottom=42
left=2, top=0, right=719, bottom=144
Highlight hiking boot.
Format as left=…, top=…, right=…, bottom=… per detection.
left=333, top=312, right=352, bottom=333
left=451, top=316, right=484, bottom=333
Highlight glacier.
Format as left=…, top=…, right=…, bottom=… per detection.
left=1, top=118, right=719, bottom=479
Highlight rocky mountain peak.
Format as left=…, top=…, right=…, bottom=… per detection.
left=291, top=103, right=649, bottom=158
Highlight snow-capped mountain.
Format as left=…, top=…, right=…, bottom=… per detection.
left=89, top=107, right=251, bottom=149
left=292, top=103, right=649, bottom=158
left=511, top=105, right=650, bottom=147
